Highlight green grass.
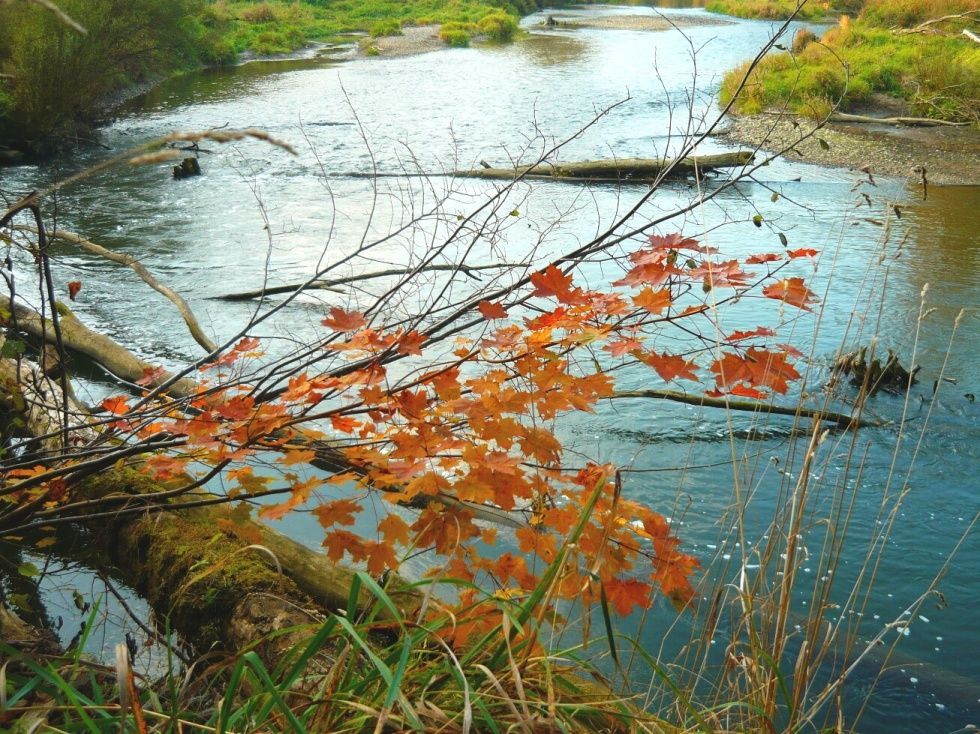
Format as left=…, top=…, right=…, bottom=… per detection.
left=706, top=0, right=833, bottom=21
left=218, top=0, right=533, bottom=55
left=720, top=1, right=980, bottom=123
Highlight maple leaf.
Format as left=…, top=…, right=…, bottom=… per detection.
left=710, top=348, right=801, bottom=395
left=530, top=265, right=579, bottom=303
left=330, top=414, right=360, bottom=433
left=323, top=530, right=366, bottom=563
left=746, top=253, right=781, bottom=264
left=67, top=281, right=82, bottom=300
left=101, top=395, right=129, bottom=415
left=519, top=426, right=562, bottom=464
left=603, top=577, right=652, bottom=616
left=478, top=300, right=508, bottom=320
left=726, top=326, right=776, bottom=342
left=321, top=307, right=368, bottom=331
left=603, top=337, right=644, bottom=358
left=312, top=498, right=361, bottom=528
left=763, top=277, right=817, bottom=311
left=632, top=287, right=673, bottom=314
left=787, top=248, right=819, bottom=258
left=281, top=449, right=317, bottom=466
left=365, top=541, right=399, bottom=575
left=378, top=514, right=411, bottom=545
left=635, top=351, right=699, bottom=382
left=397, top=330, right=426, bottom=356
left=135, top=366, right=167, bottom=387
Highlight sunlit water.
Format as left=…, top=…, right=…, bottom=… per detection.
left=2, top=5, right=977, bottom=731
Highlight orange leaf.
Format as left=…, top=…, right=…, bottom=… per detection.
left=603, top=578, right=652, bottom=616
left=378, top=514, right=411, bottom=545
left=321, top=307, right=368, bottom=331
left=632, top=287, right=672, bottom=314
left=312, top=498, right=361, bottom=528
left=746, top=253, right=781, bottom=264
left=530, top=265, right=579, bottom=303
left=787, top=248, right=819, bottom=258
left=397, top=330, right=426, bottom=356
left=478, top=300, right=508, bottom=320
left=101, top=395, right=129, bottom=415
left=67, top=281, right=82, bottom=300
left=763, top=277, right=817, bottom=311
left=635, top=351, right=699, bottom=382
left=330, top=415, right=360, bottom=433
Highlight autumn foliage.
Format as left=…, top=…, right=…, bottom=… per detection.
left=5, top=229, right=818, bottom=642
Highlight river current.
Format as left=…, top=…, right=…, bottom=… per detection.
left=2, top=4, right=977, bottom=732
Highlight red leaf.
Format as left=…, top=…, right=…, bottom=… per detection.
left=763, top=277, right=817, bottom=311
left=478, top=300, right=508, bottom=320
left=746, top=253, right=781, bottom=264
left=730, top=384, right=768, bottom=399
left=67, top=281, right=82, bottom=301
left=322, top=307, right=368, bottom=331
left=787, top=248, right=819, bottom=258
left=135, top=366, right=167, bottom=386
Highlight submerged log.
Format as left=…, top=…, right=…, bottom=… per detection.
left=454, top=151, right=755, bottom=183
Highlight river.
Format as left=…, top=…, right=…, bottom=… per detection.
left=2, top=4, right=977, bottom=732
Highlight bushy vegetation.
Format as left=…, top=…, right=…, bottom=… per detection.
left=706, top=0, right=865, bottom=20
left=478, top=9, right=520, bottom=41
left=0, top=0, right=232, bottom=153
left=720, top=0, right=980, bottom=123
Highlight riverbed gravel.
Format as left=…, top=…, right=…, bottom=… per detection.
left=716, top=114, right=980, bottom=186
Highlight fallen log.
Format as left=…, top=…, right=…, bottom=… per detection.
left=610, top=389, right=878, bottom=429
left=453, top=151, right=755, bottom=183
left=1, top=297, right=198, bottom=399
left=828, top=112, right=970, bottom=127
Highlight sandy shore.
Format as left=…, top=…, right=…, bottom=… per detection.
left=357, top=26, right=446, bottom=59
left=541, top=13, right=735, bottom=31
left=716, top=113, right=980, bottom=186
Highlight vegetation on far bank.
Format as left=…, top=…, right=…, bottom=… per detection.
left=706, top=0, right=861, bottom=21
left=720, top=0, right=980, bottom=123
left=0, top=0, right=534, bottom=155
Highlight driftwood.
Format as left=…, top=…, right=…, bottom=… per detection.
left=453, top=152, right=755, bottom=183
left=828, top=112, right=970, bottom=127
left=610, top=389, right=876, bottom=429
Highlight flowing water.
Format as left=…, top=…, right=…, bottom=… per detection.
left=2, top=4, right=978, bottom=731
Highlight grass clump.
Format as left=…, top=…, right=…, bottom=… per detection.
left=478, top=9, right=520, bottom=41
left=370, top=19, right=404, bottom=37
left=439, top=22, right=475, bottom=47
left=720, top=0, right=980, bottom=123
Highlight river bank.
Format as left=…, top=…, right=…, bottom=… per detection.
left=716, top=112, right=980, bottom=186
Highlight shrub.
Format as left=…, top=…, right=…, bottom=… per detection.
left=440, top=22, right=475, bottom=47
left=370, top=19, right=403, bottom=37
left=477, top=9, right=518, bottom=42
left=792, top=27, right=817, bottom=54
left=239, top=2, right=278, bottom=23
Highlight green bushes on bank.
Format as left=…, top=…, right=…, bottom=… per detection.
left=720, top=0, right=980, bottom=123
left=0, top=0, right=232, bottom=152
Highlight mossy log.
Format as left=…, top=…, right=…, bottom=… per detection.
left=832, top=346, right=919, bottom=395
left=71, top=469, right=419, bottom=663
left=454, top=151, right=755, bottom=183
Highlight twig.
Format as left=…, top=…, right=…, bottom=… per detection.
left=11, top=225, right=217, bottom=352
